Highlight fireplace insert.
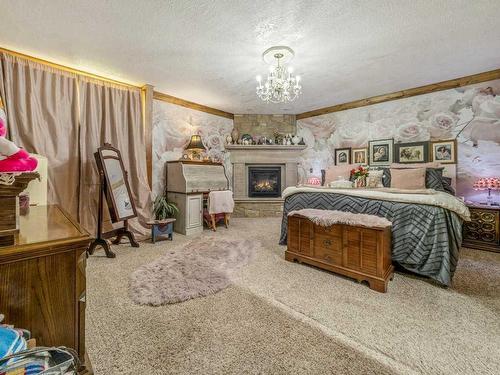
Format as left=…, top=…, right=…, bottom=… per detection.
left=248, top=166, right=281, bottom=198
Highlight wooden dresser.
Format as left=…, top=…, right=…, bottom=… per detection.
left=0, top=205, right=92, bottom=373
left=463, top=204, right=500, bottom=253
left=286, top=214, right=393, bottom=292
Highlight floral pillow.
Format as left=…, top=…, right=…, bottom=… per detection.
left=366, top=169, right=384, bottom=188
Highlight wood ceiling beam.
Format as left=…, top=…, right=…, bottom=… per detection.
left=153, top=91, right=234, bottom=119
left=296, top=68, right=500, bottom=120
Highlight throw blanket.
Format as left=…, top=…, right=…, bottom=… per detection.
left=283, top=186, right=470, bottom=221
left=280, top=188, right=468, bottom=286
left=288, top=208, right=392, bottom=228
left=208, top=190, right=234, bottom=214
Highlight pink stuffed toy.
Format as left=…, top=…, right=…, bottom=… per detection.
left=0, top=99, right=38, bottom=172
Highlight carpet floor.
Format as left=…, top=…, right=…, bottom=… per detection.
left=86, top=218, right=500, bottom=375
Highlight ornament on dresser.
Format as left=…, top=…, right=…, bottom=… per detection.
left=225, top=134, right=233, bottom=145
left=292, top=135, right=300, bottom=145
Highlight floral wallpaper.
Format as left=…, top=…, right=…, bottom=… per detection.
left=152, top=100, right=233, bottom=196
left=297, top=79, right=500, bottom=201
left=153, top=79, right=500, bottom=203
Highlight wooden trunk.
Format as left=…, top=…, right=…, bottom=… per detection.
left=0, top=205, right=92, bottom=373
left=286, top=214, right=393, bottom=292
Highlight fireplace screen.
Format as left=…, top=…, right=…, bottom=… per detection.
left=248, top=166, right=281, bottom=198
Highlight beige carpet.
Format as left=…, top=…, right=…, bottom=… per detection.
left=86, top=218, right=500, bottom=375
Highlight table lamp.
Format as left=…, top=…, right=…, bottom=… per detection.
left=472, top=177, right=500, bottom=205
left=185, top=134, right=206, bottom=160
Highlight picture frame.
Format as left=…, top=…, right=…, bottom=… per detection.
left=335, top=147, right=351, bottom=165
left=95, top=144, right=137, bottom=222
left=431, top=139, right=457, bottom=164
left=368, top=139, right=394, bottom=166
left=394, top=141, right=430, bottom=164
left=352, top=147, right=368, bottom=164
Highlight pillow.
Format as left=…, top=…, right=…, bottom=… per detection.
left=383, top=167, right=445, bottom=191
left=442, top=177, right=455, bottom=195
left=324, top=164, right=355, bottom=184
left=390, top=162, right=441, bottom=169
left=366, top=170, right=384, bottom=188
left=425, top=168, right=445, bottom=191
left=390, top=168, right=426, bottom=189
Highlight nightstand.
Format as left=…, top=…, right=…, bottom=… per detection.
left=463, top=204, right=500, bottom=253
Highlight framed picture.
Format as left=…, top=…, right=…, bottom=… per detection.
left=335, top=148, right=351, bottom=165
left=352, top=147, right=368, bottom=164
left=431, top=139, right=457, bottom=164
left=95, top=144, right=137, bottom=222
left=368, top=139, right=393, bottom=166
left=394, top=141, right=429, bottom=164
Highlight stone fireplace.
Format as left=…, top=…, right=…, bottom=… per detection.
left=226, top=144, right=306, bottom=217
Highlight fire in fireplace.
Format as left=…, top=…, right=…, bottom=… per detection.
left=248, top=166, right=281, bottom=198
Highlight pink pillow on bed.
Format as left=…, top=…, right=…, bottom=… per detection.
left=390, top=162, right=440, bottom=169
left=324, top=164, right=354, bottom=183
left=390, top=168, right=426, bottom=189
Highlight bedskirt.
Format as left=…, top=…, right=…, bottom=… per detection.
left=279, top=192, right=463, bottom=286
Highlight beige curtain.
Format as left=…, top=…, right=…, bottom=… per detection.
left=0, top=53, right=151, bottom=238
left=78, top=77, right=151, bottom=237
left=0, top=53, right=81, bottom=219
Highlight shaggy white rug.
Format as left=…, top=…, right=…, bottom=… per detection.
left=129, top=238, right=259, bottom=305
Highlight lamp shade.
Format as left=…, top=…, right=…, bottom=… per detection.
left=473, top=177, right=500, bottom=190
left=185, top=135, right=206, bottom=151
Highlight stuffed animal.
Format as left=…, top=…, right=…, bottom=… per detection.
left=0, top=98, right=37, bottom=173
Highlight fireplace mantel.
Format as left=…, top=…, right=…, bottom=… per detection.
left=226, top=144, right=306, bottom=151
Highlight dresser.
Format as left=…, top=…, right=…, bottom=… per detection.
left=0, top=205, right=92, bottom=373
left=463, top=204, right=500, bottom=253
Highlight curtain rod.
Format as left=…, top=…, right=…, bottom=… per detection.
left=0, top=46, right=141, bottom=89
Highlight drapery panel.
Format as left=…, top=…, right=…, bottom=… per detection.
left=0, top=53, right=81, bottom=218
left=0, top=52, right=151, bottom=238
left=78, top=77, right=151, bottom=236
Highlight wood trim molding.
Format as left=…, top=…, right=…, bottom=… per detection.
left=296, top=68, right=500, bottom=120
left=153, top=91, right=234, bottom=119
left=0, top=46, right=140, bottom=89
left=141, top=84, right=154, bottom=188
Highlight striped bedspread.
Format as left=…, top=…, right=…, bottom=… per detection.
left=279, top=190, right=464, bottom=286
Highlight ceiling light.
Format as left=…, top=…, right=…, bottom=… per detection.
left=256, top=46, right=302, bottom=104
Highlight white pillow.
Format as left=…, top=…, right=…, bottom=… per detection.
left=367, top=170, right=384, bottom=188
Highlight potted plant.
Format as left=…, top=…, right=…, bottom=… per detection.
left=153, top=195, right=179, bottom=221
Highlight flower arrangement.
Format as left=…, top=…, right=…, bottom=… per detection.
left=350, top=166, right=369, bottom=188
left=350, top=165, right=369, bottom=180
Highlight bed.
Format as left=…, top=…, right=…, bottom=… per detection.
left=279, top=186, right=470, bottom=286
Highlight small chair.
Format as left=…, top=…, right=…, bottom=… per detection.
left=205, top=190, right=234, bottom=231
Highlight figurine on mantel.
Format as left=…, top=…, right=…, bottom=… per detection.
left=0, top=99, right=38, bottom=173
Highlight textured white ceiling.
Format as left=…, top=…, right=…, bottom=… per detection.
left=1, top=0, right=500, bottom=114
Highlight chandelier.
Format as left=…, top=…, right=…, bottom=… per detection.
left=256, top=46, right=302, bottom=103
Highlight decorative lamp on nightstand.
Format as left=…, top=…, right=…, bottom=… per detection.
left=472, top=177, right=500, bottom=205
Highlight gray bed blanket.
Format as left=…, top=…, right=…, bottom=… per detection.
left=279, top=191, right=463, bottom=286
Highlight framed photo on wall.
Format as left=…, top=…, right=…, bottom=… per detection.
left=352, top=147, right=368, bottom=164
left=394, top=141, right=430, bottom=164
left=335, top=148, right=351, bottom=165
left=431, top=139, right=457, bottom=164
left=368, top=139, right=393, bottom=166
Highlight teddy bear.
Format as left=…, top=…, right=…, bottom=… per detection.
left=0, top=98, right=38, bottom=173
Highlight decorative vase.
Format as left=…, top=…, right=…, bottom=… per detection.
left=225, top=135, right=232, bottom=145
left=292, top=135, right=300, bottom=145
left=231, top=128, right=239, bottom=144
left=355, top=176, right=366, bottom=188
